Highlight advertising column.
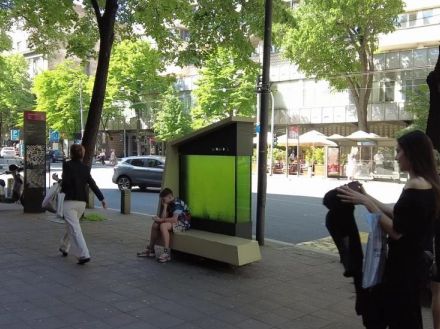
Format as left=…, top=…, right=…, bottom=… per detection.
left=23, top=111, right=46, bottom=213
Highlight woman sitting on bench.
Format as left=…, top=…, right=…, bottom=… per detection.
left=137, top=188, right=190, bottom=263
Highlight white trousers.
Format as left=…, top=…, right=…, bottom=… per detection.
left=60, top=200, right=89, bottom=258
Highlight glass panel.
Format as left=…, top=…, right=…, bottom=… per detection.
left=373, top=54, right=385, bottom=70
left=423, top=9, right=434, bottom=25
left=408, top=12, right=417, bottom=27
left=398, top=14, right=408, bottom=28
left=182, top=155, right=235, bottom=223
left=428, top=47, right=439, bottom=66
left=131, top=159, right=144, bottom=167
left=386, top=52, right=399, bottom=69
left=399, top=50, right=413, bottom=69
left=236, top=156, right=251, bottom=223
left=414, top=48, right=427, bottom=67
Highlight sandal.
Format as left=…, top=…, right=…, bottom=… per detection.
left=137, top=247, right=155, bottom=258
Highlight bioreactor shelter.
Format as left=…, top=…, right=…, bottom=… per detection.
left=162, top=116, right=254, bottom=239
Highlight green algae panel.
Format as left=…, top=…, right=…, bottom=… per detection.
left=183, top=155, right=235, bottom=223
left=236, top=156, right=251, bottom=223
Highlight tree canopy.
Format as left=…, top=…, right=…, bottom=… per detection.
left=276, top=0, right=403, bottom=131
left=106, top=39, right=174, bottom=153
left=32, top=61, right=92, bottom=139
left=153, top=86, right=192, bottom=141
left=192, top=47, right=259, bottom=128
left=0, top=53, right=34, bottom=143
left=3, top=0, right=292, bottom=164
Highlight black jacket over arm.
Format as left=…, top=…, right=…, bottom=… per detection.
left=61, top=160, right=104, bottom=202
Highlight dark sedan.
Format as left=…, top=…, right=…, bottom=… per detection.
left=112, top=156, right=165, bottom=190
left=47, top=150, right=66, bottom=163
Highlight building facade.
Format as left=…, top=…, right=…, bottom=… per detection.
left=264, top=0, right=440, bottom=138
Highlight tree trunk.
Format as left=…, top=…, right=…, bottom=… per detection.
left=81, top=0, right=118, bottom=166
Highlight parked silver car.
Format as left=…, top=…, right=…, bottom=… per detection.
left=112, top=156, right=165, bottom=190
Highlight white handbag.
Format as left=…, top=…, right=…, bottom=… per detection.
left=42, top=183, right=61, bottom=213
left=362, top=212, right=387, bottom=288
left=56, top=192, right=65, bottom=218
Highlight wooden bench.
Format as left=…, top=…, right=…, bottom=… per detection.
left=167, top=229, right=261, bottom=266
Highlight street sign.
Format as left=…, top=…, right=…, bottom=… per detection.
left=256, top=124, right=261, bottom=133
left=49, top=130, right=60, bottom=142
left=10, top=129, right=20, bottom=141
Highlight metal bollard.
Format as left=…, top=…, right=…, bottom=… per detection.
left=121, top=189, right=131, bottom=214
left=6, top=178, right=14, bottom=199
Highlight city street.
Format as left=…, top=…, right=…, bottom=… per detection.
left=40, top=163, right=405, bottom=245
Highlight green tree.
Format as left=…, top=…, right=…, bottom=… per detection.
left=276, top=0, right=403, bottom=132
left=0, top=54, right=34, bottom=144
left=107, top=39, right=173, bottom=154
left=192, top=47, right=259, bottom=128
left=33, top=61, right=92, bottom=139
left=4, top=0, right=292, bottom=165
left=154, top=86, right=192, bottom=141
left=396, top=84, right=429, bottom=136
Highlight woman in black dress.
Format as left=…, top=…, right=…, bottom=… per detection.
left=338, top=130, right=440, bottom=329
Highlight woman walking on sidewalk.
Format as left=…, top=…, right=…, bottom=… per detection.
left=59, top=144, right=107, bottom=264
left=338, top=130, right=440, bottom=329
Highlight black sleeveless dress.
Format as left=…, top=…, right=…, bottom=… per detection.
left=384, top=188, right=436, bottom=329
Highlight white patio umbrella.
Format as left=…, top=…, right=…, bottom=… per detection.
left=297, top=130, right=337, bottom=147
left=275, top=134, right=298, bottom=147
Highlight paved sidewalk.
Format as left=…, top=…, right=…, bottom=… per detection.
left=0, top=203, right=433, bottom=329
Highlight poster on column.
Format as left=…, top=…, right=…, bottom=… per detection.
left=23, top=111, right=46, bottom=213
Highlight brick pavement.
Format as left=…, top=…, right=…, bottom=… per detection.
left=0, top=203, right=433, bottom=329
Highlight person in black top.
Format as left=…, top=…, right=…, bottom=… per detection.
left=60, top=144, right=107, bottom=264
left=338, top=130, right=440, bottom=329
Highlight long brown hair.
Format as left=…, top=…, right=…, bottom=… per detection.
left=397, top=130, right=440, bottom=216
left=158, top=188, right=174, bottom=217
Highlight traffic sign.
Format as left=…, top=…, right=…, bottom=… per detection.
left=10, top=129, right=20, bottom=141
left=49, top=130, right=60, bottom=142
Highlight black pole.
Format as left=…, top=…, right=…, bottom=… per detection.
left=256, top=0, right=273, bottom=246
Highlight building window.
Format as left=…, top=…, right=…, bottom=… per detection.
left=413, top=48, right=427, bottom=67
left=428, top=48, right=439, bottom=66
left=408, top=12, right=418, bottom=27
left=397, top=13, right=408, bottom=28
left=399, top=51, right=413, bottom=69
left=423, top=9, right=434, bottom=25
left=386, top=52, right=399, bottom=70
left=379, top=80, right=395, bottom=102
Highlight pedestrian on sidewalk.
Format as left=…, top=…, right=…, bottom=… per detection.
left=137, top=188, right=190, bottom=263
left=338, top=130, right=440, bottom=329
left=59, top=144, right=107, bottom=265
